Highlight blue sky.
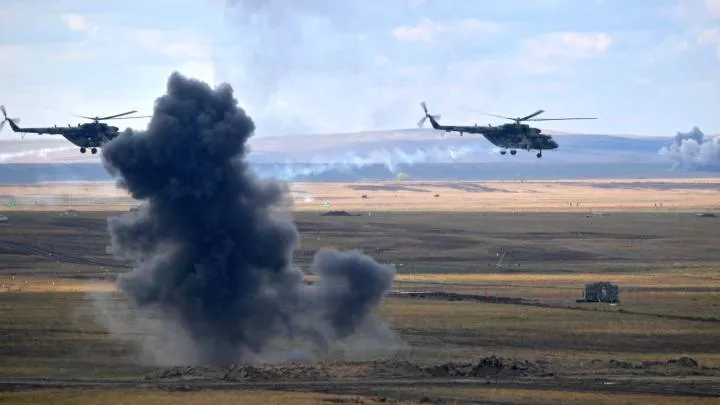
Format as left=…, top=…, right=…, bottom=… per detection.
left=1, top=0, right=719, bottom=139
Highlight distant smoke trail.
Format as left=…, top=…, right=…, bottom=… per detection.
left=95, top=72, right=398, bottom=366
left=0, top=146, right=76, bottom=163
left=659, top=127, right=720, bottom=171
left=222, top=0, right=350, bottom=136
left=257, top=143, right=486, bottom=180
left=224, top=0, right=341, bottom=103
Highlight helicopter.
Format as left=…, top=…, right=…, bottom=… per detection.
left=0, top=106, right=149, bottom=155
left=417, top=101, right=597, bottom=158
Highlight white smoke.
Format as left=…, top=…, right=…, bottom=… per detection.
left=659, top=127, right=720, bottom=171
left=257, top=143, right=487, bottom=180
left=0, top=146, right=76, bottom=163
left=222, top=0, right=357, bottom=136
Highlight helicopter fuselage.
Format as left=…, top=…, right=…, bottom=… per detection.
left=60, top=124, right=120, bottom=148
left=0, top=105, right=146, bottom=155
left=429, top=119, right=559, bottom=152
left=417, top=102, right=596, bottom=158
left=10, top=123, right=120, bottom=148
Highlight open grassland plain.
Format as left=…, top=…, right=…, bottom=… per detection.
left=291, top=178, right=720, bottom=213
left=1, top=177, right=719, bottom=212
left=0, top=203, right=718, bottom=403
left=0, top=388, right=421, bottom=405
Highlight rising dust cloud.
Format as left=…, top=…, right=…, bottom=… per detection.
left=659, top=127, right=720, bottom=171
left=93, top=72, right=399, bottom=366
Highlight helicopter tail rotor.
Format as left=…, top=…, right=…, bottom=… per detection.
left=417, top=101, right=441, bottom=128
left=0, top=106, right=6, bottom=132
left=0, top=106, right=22, bottom=134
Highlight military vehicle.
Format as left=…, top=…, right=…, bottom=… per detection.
left=0, top=105, right=149, bottom=154
left=417, top=101, right=596, bottom=158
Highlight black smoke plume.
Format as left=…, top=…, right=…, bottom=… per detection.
left=659, top=127, right=720, bottom=171
left=98, top=72, right=397, bottom=366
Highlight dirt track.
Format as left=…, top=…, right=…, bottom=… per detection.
left=388, top=291, right=720, bottom=324
left=1, top=375, right=718, bottom=399
left=2, top=347, right=717, bottom=399
left=0, top=239, right=130, bottom=269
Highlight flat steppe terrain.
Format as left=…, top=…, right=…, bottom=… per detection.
left=0, top=179, right=718, bottom=404
left=1, top=177, right=718, bottom=212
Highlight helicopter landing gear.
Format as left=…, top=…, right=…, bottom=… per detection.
left=500, top=150, right=507, bottom=155
left=80, top=147, right=86, bottom=154
left=91, top=147, right=97, bottom=154
left=510, top=150, right=517, bottom=155
left=536, top=151, right=543, bottom=158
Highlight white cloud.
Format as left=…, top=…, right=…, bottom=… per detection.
left=667, top=0, right=720, bottom=21
left=406, top=0, right=428, bottom=8
left=130, top=28, right=216, bottom=87
left=0, top=44, right=24, bottom=77
left=129, top=28, right=209, bottom=59
left=62, top=14, right=87, bottom=32
left=698, top=27, right=720, bottom=43
left=515, top=32, right=612, bottom=76
left=176, top=60, right=216, bottom=87
left=59, top=13, right=212, bottom=61
left=697, top=28, right=720, bottom=60
left=704, top=0, right=720, bottom=18
left=522, top=32, right=613, bottom=59
left=445, top=58, right=505, bottom=81
left=61, top=13, right=99, bottom=36
left=664, top=1, right=720, bottom=61
left=392, top=17, right=502, bottom=43
left=48, top=49, right=92, bottom=61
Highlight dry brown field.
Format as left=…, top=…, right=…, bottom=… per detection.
left=0, top=179, right=718, bottom=404
left=1, top=177, right=719, bottom=212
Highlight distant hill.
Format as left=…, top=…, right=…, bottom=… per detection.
left=0, top=128, right=716, bottom=184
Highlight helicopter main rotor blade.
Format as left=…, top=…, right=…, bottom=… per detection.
left=519, top=110, right=545, bottom=121
left=460, top=108, right=516, bottom=121
left=0, top=105, right=7, bottom=119
left=75, top=111, right=143, bottom=121
left=527, top=117, right=597, bottom=121
left=97, top=111, right=138, bottom=120
left=110, top=115, right=152, bottom=120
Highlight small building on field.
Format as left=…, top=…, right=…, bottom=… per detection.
left=577, top=281, right=619, bottom=303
